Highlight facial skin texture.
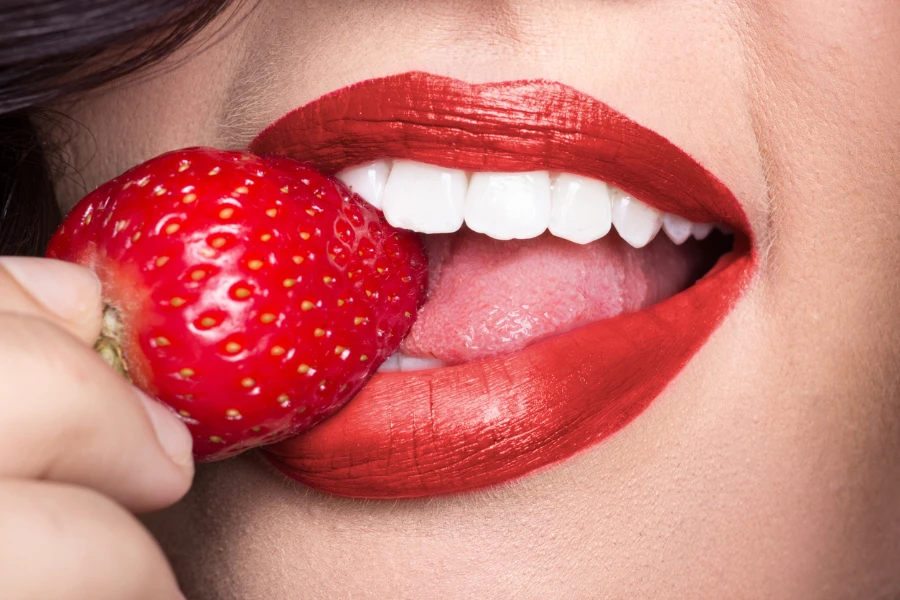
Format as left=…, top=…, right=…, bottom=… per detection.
left=50, top=0, right=900, bottom=598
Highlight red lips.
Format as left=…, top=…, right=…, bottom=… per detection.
left=250, top=72, right=756, bottom=499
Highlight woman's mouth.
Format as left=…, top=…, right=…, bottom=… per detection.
left=249, top=71, right=756, bottom=499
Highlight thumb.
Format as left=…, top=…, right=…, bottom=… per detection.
left=0, top=257, right=102, bottom=344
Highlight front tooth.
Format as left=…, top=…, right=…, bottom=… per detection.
left=382, top=160, right=467, bottom=233
left=662, top=214, right=693, bottom=245
left=692, top=222, right=714, bottom=240
left=336, top=159, right=392, bottom=209
left=377, top=353, right=401, bottom=373
left=398, top=355, right=445, bottom=372
left=377, top=353, right=444, bottom=373
left=464, top=171, right=551, bottom=240
left=548, top=174, right=612, bottom=244
left=611, top=189, right=663, bottom=248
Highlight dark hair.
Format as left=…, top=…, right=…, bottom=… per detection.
left=0, top=0, right=233, bottom=256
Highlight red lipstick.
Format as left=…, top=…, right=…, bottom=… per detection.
left=250, top=72, right=756, bottom=499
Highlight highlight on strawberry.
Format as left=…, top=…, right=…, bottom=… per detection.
left=46, top=147, right=428, bottom=460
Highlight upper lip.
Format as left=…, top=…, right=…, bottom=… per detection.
left=251, top=71, right=752, bottom=240
left=250, top=71, right=756, bottom=499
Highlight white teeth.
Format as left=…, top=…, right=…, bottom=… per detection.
left=464, top=171, right=552, bottom=240
left=339, top=159, right=721, bottom=247
left=377, top=353, right=445, bottom=373
left=382, top=160, right=467, bottom=234
left=336, top=159, right=392, bottom=209
left=398, top=355, right=445, bottom=372
left=378, top=353, right=400, bottom=372
left=692, top=222, right=714, bottom=240
left=611, top=188, right=663, bottom=249
left=548, top=174, right=612, bottom=244
left=662, top=213, right=693, bottom=245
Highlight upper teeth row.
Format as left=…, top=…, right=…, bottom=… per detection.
left=336, top=159, right=717, bottom=248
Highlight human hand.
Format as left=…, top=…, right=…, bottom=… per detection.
left=0, top=257, right=193, bottom=599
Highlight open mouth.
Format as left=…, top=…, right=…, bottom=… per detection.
left=341, top=160, right=731, bottom=370
left=250, top=72, right=757, bottom=499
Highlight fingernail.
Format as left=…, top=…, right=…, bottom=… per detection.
left=0, top=257, right=101, bottom=321
left=136, top=390, right=195, bottom=472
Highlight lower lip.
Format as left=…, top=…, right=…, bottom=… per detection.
left=265, top=240, right=754, bottom=498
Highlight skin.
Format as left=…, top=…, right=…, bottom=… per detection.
left=35, top=0, right=900, bottom=597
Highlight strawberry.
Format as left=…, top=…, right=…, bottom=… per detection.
left=46, top=147, right=427, bottom=460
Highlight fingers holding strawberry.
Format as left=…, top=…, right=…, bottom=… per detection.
left=0, top=257, right=194, bottom=599
left=47, top=148, right=428, bottom=460
left=0, top=258, right=193, bottom=510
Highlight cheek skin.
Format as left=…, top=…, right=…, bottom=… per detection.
left=741, top=2, right=900, bottom=586
left=49, top=0, right=900, bottom=597
left=48, top=23, right=241, bottom=214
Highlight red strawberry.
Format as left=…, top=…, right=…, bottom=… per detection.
left=47, top=147, right=427, bottom=460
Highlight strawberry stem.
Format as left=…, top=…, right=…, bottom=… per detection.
left=95, top=304, right=132, bottom=382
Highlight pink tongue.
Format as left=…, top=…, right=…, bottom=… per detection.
left=401, top=229, right=706, bottom=364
